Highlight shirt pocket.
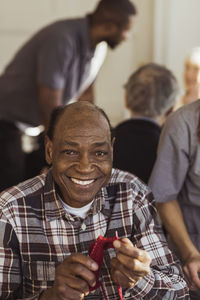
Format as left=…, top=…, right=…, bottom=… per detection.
left=23, top=260, right=56, bottom=281
left=22, top=260, right=56, bottom=296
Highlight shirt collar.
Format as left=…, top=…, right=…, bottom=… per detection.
left=43, top=169, right=109, bottom=221
left=43, top=171, right=66, bottom=221
left=132, top=115, right=159, bottom=125
left=80, top=16, right=95, bottom=56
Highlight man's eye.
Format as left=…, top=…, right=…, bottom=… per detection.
left=65, top=150, right=76, bottom=155
left=95, top=151, right=107, bottom=157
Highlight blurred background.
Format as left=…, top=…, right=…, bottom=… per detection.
left=0, top=0, right=200, bottom=126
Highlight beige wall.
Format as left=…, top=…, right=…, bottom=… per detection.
left=1, top=1, right=200, bottom=125
left=0, top=0, right=154, bottom=126
left=0, top=0, right=98, bottom=71
left=153, top=0, right=200, bottom=92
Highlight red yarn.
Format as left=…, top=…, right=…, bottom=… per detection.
left=88, top=235, right=123, bottom=300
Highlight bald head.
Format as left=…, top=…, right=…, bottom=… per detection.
left=47, top=102, right=112, bottom=141
left=45, top=102, right=114, bottom=207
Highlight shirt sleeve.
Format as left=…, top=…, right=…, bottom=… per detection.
left=0, top=212, right=42, bottom=300
left=127, top=190, right=189, bottom=299
left=37, top=34, right=73, bottom=90
left=148, top=111, right=190, bottom=203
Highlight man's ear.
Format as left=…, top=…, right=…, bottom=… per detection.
left=124, top=92, right=129, bottom=109
left=111, top=137, right=116, bottom=148
left=45, top=135, right=53, bottom=165
left=102, top=21, right=118, bottom=35
left=110, top=137, right=115, bottom=162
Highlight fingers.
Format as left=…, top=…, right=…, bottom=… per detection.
left=111, top=257, right=142, bottom=287
left=53, top=277, right=85, bottom=300
left=117, top=251, right=150, bottom=275
left=53, top=253, right=98, bottom=299
left=183, top=266, right=193, bottom=288
left=111, top=255, right=149, bottom=278
left=111, top=267, right=137, bottom=288
left=183, top=264, right=200, bottom=290
left=190, top=269, right=200, bottom=289
left=64, top=253, right=98, bottom=271
left=57, top=274, right=92, bottom=294
left=59, top=254, right=97, bottom=287
left=111, top=238, right=151, bottom=288
left=113, top=238, right=152, bottom=265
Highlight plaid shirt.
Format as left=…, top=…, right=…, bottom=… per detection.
left=0, top=168, right=189, bottom=299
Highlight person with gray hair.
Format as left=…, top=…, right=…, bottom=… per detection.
left=181, top=47, right=200, bottom=106
left=113, top=63, right=178, bottom=183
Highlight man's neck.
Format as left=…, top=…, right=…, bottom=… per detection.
left=87, top=14, right=104, bottom=49
left=61, top=199, right=94, bottom=219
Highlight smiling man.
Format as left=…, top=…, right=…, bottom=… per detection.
left=0, top=102, right=189, bottom=299
left=46, top=104, right=113, bottom=209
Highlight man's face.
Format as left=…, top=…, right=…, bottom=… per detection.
left=106, top=16, right=135, bottom=49
left=46, top=110, right=113, bottom=208
left=184, top=59, right=200, bottom=90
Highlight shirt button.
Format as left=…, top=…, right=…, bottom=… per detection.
left=124, top=291, right=131, bottom=298
left=81, top=223, right=86, bottom=231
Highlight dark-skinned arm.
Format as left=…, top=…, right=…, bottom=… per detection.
left=38, top=85, right=63, bottom=131
left=157, top=200, right=200, bottom=290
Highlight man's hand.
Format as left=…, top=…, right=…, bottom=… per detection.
left=111, top=238, right=151, bottom=288
left=183, top=254, right=200, bottom=291
left=40, top=253, right=98, bottom=300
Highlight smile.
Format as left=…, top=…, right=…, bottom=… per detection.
left=70, top=177, right=95, bottom=185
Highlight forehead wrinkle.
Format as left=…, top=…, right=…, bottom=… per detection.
left=60, top=138, right=110, bottom=147
left=57, top=108, right=109, bottom=130
left=62, top=124, right=110, bottom=139
left=54, top=108, right=111, bottom=144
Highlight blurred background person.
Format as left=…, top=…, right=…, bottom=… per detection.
left=149, top=99, right=200, bottom=299
left=113, top=63, right=178, bottom=183
left=175, top=47, right=200, bottom=109
left=0, top=0, right=136, bottom=192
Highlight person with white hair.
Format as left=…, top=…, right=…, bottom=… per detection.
left=181, top=47, right=200, bottom=105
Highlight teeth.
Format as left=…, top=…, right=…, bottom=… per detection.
left=71, top=178, right=95, bottom=185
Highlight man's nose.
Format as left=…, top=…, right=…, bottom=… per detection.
left=77, top=153, right=94, bottom=172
